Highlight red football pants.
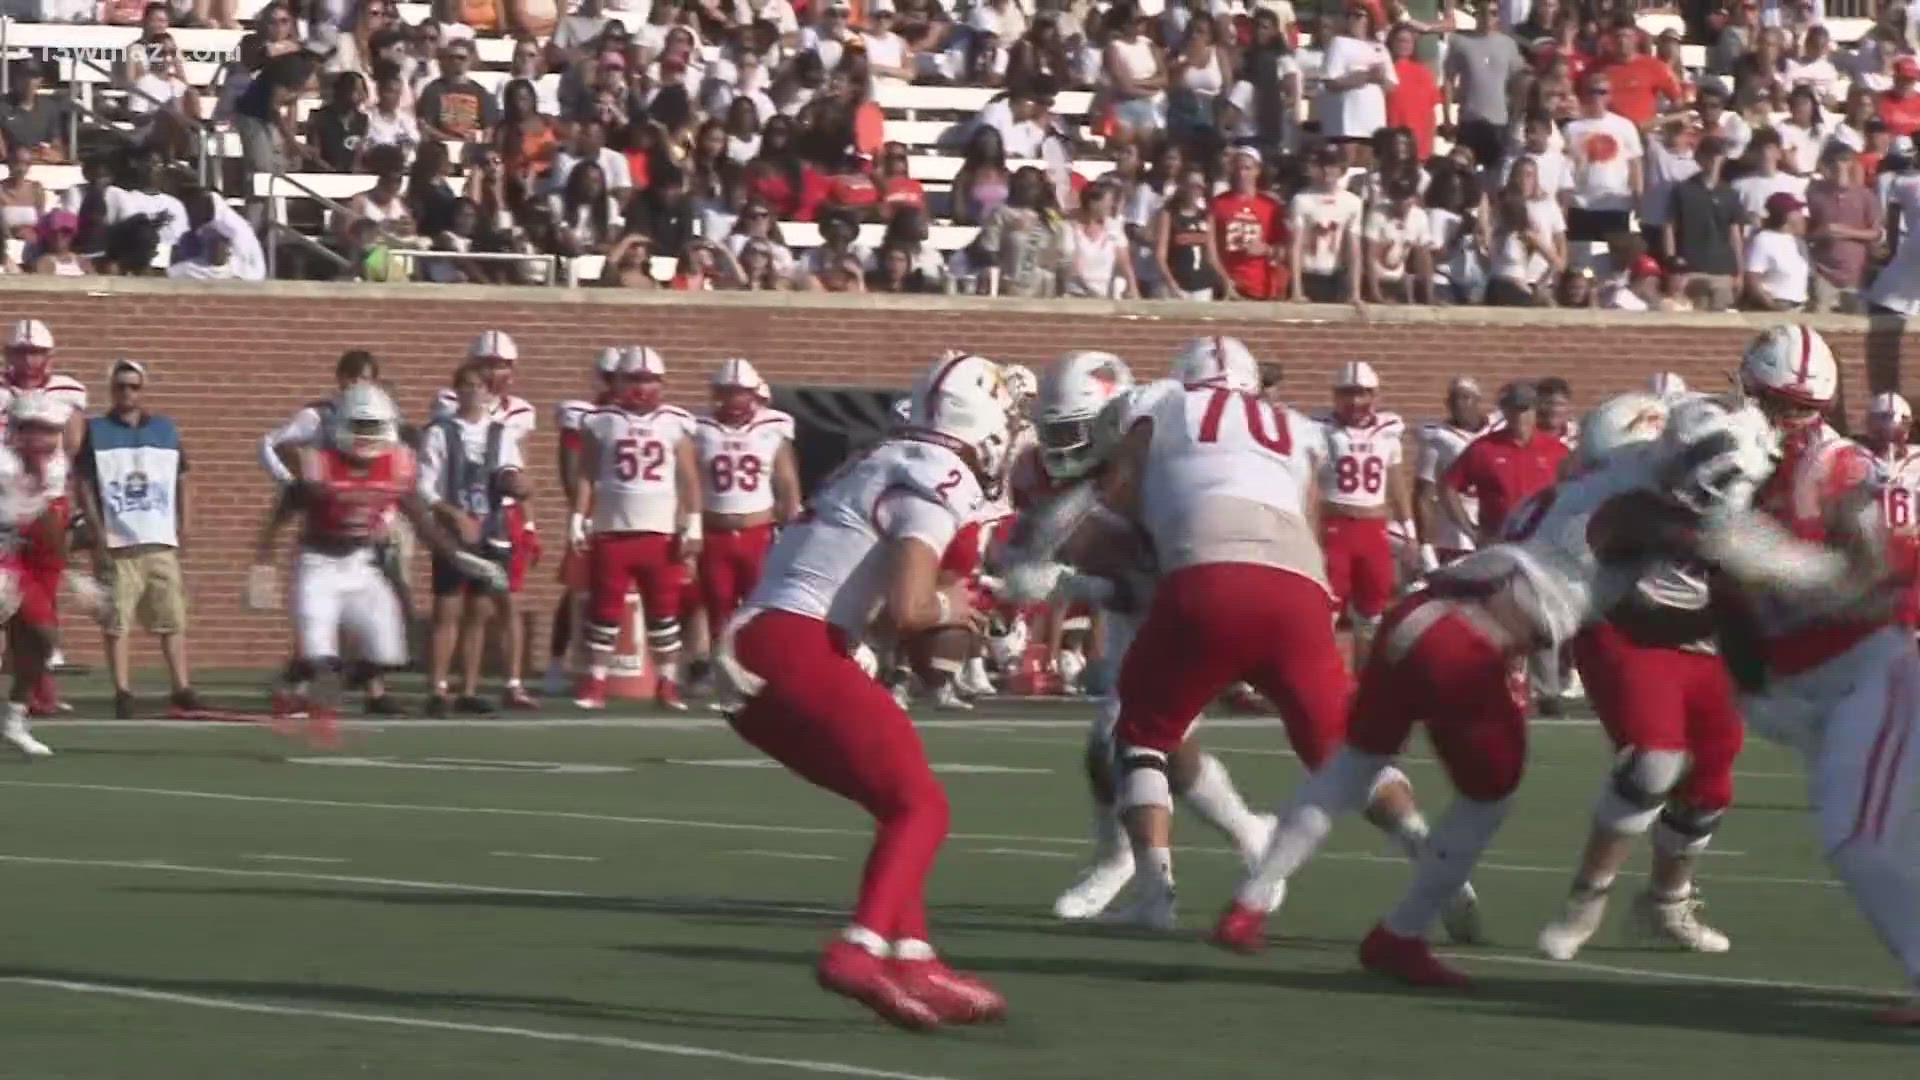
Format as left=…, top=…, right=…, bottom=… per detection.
left=1116, top=563, right=1351, bottom=768
left=726, top=609, right=949, bottom=942
left=586, top=532, right=687, bottom=629
left=698, top=523, right=776, bottom=633
left=1321, top=514, right=1396, bottom=618
left=1349, top=593, right=1530, bottom=801
left=1572, top=621, right=1745, bottom=812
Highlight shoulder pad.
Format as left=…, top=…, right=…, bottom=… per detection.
left=891, top=442, right=985, bottom=519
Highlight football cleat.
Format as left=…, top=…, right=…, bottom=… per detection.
left=1630, top=889, right=1730, bottom=954
left=891, top=958, right=1006, bottom=1024
left=1441, top=882, right=1486, bottom=945
left=501, top=685, right=541, bottom=711
left=933, top=683, right=973, bottom=711
left=1358, top=923, right=1472, bottom=989
left=1052, top=856, right=1135, bottom=921
left=655, top=679, right=688, bottom=712
left=1096, top=879, right=1178, bottom=931
left=1538, top=889, right=1609, bottom=961
left=574, top=674, right=608, bottom=710
left=2, top=714, right=50, bottom=758
left=1872, top=997, right=1920, bottom=1026
left=304, top=707, right=341, bottom=750
left=1211, top=900, right=1270, bottom=955
left=816, top=940, right=940, bottom=1030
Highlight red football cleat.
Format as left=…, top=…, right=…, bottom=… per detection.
left=816, top=941, right=940, bottom=1030
left=1211, top=901, right=1269, bottom=955
left=892, top=958, right=1006, bottom=1024
left=305, top=707, right=341, bottom=750
left=655, top=679, right=688, bottom=712
left=268, top=688, right=310, bottom=735
left=1358, top=923, right=1472, bottom=990
left=573, top=674, right=607, bottom=710
left=1872, top=999, right=1920, bottom=1026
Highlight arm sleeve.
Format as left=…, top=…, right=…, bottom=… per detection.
left=260, top=407, right=319, bottom=485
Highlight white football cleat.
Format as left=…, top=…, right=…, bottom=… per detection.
left=957, top=657, right=996, bottom=698
left=888, top=677, right=914, bottom=713
left=1441, top=882, right=1486, bottom=945
left=3, top=715, right=51, bottom=759
left=1538, top=890, right=1610, bottom=961
left=1630, top=890, right=1730, bottom=954
left=1096, top=880, right=1178, bottom=931
left=933, top=683, right=974, bottom=711
left=1235, top=812, right=1278, bottom=870
left=1559, top=668, right=1586, bottom=702
left=1052, top=857, right=1135, bottom=921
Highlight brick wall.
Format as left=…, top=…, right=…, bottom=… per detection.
left=1, top=276, right=1909, bottom=670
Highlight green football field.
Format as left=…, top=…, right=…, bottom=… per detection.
left=0, top=672, right=1914, bottom=1079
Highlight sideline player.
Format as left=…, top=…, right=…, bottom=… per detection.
left=0, top=393, right=108, bottom=757
left=692, top=358, right=799, bottom=710
left=1005, top=347, right=1277, bottom=924
left=546, top=348, right=620, bottom=695
left=432, top=332, right=539, bottom=708
left=570, top=346, right=700, bottom=711
left=1538, top=391, right=1740, bottom=959
left=1317, top=361, right=1412, bottom=667
left=1862, top=392, right=1920, bottom=629
left=715, top=351, right=1012, bottom=1029
left=1729, top=326, right=1920, bottom=1025
left=1219, top=394, right=1789, bottom=985
left=1413, top=376, right=1491, bottom=568
left=249, top=385, right=507, bottom=746
left=1052, top=336, right=1438, bottom=927
left=258, top=349, right=405, bottom=715
left=0, top=320, right=87, bottom=715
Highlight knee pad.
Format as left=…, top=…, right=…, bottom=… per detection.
left=1116, top=744, right=1172, bottom=811
left=1611, top=747, right=1689, bottom=808
left=645, top=616, right=682, bottom=654
left=583, top=620, right=620, bottom=652
left=1653, top=802, right=1725, bottom=857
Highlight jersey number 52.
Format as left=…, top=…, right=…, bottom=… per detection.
left=613, top=438, right=667, bottom=482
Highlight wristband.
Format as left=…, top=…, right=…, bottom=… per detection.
left=680, top=513, right=703, bottom=541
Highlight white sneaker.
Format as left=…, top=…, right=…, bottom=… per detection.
left=1441, top=882, right=1486, bottom=945
left=933, top=683, right=974, bottom=711
left=1538, top=889, right=1610, bottom=960
left=957, top=657, right=996, bottom=698
left=1630, top=890, right=1730, bottom=954
left=706, top=692, right=742, bottom=715
left=1559, top=669, right=1586, bottom=702
left=1096, top=879, right=1178, bottom=931
left=3, top=717, right=51, bottom=759
left=1052, top=857, right=1136, bottom=921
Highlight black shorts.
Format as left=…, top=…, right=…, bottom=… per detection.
left=1301, top=271, right=1350, bottom=303
left=1566, top=207, right=1633, bottom=244
left=431, top=549, right=508, bottom=598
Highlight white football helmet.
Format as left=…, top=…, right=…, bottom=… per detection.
left=593, top=347, right=622, bottom=380
left=1333, top=360, right=1380, bottom=390
left=1171, top=336, right=1260, bottom=392
left=1648, top=371, right=1689, bottom=401
left=712, top=357, right=769, bottom=399
left=1867, top=391, right=1914, bottom=446
left=333, top=383, right=400, bottom=459
left=1003, top=364, right=1039, bottom=409
left=1658, top=396, right=1781, bottom=516
left=621, top=345, right=667, bottom=378
left=1036, top=351, right=1135, bottom=480
left=907, top=351, right=1016, bottom=486
left=469, top=330, right=519, bottom=363
left=1740, top=324, right=1837, bottom=411
left=1575, top=391, right=1670, bottom=474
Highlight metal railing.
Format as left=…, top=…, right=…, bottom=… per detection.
left=260, top=170, right=360, bottom=279
left=69, top=53, right=214, bottom=190
left=259, top=172, right=560, bottom=283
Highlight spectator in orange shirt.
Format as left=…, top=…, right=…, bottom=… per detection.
left=1383, top=25, right=1439, bottom=159
left=1595, top=17, right=1679, bottom=127
left=1879, top=57, right=1920, bottom=139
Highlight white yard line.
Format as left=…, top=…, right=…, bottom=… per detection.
left=1445, top=951, right=1896, bottom=1000
left=973, top=848, right=1077, bottom=860
left=0, top=854, right=587, bottom=898
left=723, top=850, right=844, bottom=862
left=0, top=781, right=1842, bottom=889
left=0, top=977, right=964, bottom=1080
left=240, top=853, right=348, bottom=865
left=489, top=851, right=601, bottom=863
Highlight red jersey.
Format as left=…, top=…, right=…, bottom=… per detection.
left=1880, top=91, right=1920, bottom=139
left=1599, top=55, right=1682, bottom=126
left=1210, top=192, right=1289, bottom=300
left=1443, top=428, right=1569, bottom=538
left=1752, top=425, right=1886, bottom=674
left=299, top=446, right=416, bottom=545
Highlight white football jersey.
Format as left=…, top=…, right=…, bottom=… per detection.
left=693, top=408, right=795, bottom=516
left=582, top=404, right=696, bottom=534
left=1316, top=410, right=1405, bottom=511
left=0, top=373, right=85, bottom=489
left=1880, top=444, right=1920, bottom=537
left=556, top=398, right=597, bottom=436
left=1133, top=379, right=1328, bottom=582
left=747, top=439, right=985, bottom=638
left=432, top=390, right=536, bottom=445
left=1415, top=420, right=1490, bottom=552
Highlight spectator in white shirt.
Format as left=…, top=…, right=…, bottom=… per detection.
left=1774, top=85, right=1828, bottom=176
left=1743, top=190, right=1811, bottom=309
left=1694, top=85, right=1752, bottom=161
left=1731, top=129, right=1810, bottom=226
left=1486, top=183, right=1561, bottom=305
left=863, top=9, right=916, bottom=85
left=1507, top=112, right=1574, bottom=200
left=800, top=2, right=858, bottom=72
left=1506, top=155, right=1569, bottom=277
left=1318, top=4, right=1394, bottom=163
left=1640, top=119, right=1700, bottom=260
left=1362, top=174, right=1431, bottom=303
left=365, top=66, right=421, bottom=159
left=103, top=148, right=188, bottom=259
left=545, top=119, right=634, bottom=201
left=1104, top=5, right=1169, bottom=143
left=1289, top=144, right=1365, bottom=302
left=1783, top=24, right=1842, bottom=106
left=1563, top=71, right=1643, bottom=245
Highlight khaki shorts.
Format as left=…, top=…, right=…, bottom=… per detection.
left=108, top=547, right=187, bottom=637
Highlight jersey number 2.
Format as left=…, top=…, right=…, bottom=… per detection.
left=614, top=439, right=666, bottom=482
left=1196, top=389, right=1292, bottom=454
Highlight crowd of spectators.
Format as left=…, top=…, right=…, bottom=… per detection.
left=7, top=0, right=1920, bottom=310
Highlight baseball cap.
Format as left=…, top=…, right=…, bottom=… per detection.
left=1228, top=144, right=1262, bottom=165
left=1897, top=55, right=1920, bottom=79
left=469, top=330, right=519, bottom=363
left=110, top=358, right=147, bottom=381
left=7, top=319, right=52, bottom=350
left=1629, top=254, right=1664, bottom=278
left=1498, top=381, right=1537, bottom=411
left=1765, top=191, right=1806, bottom=216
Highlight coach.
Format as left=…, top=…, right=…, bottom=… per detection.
left=74, top=359, right=205, bottom=720
left=1439, top=381, right=1570, bottom=544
